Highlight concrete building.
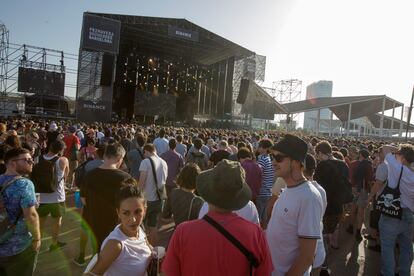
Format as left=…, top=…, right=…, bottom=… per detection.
left=304, top=81, right=333, bottom=132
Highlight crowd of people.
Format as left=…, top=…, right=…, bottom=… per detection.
left=0, top=118, right=413, bottom=276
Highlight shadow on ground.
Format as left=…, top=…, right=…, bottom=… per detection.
left=35, top=195, right=413, bottom=276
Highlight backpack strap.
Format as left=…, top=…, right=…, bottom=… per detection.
left=1, top=176, right=23, bottom=194
left=148, top=157, right=161, bottom=201
left=51, top=156, right=60, bottom=163
left=50, top=156, right=64, bottom=184
left=40, top=154, right=59, bottom=163
left=203, top=215, right=259, bottom=276
left=137, top=148, right=144, bottom=160
left=1, top=176, right=24, bottom=226
left=187, top=197, right=196, bottom=221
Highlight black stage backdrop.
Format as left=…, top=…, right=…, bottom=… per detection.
left=134, top=91, right=176, bottom=119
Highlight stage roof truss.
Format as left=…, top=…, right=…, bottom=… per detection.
left=88, top=12, right=254, bottom=66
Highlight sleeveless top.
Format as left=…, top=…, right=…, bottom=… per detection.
left=39, top=154, right=65, bottom=203
left=101, top=225, right=152, bottom=276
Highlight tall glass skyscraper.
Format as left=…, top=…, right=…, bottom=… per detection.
left=303, top=80, right=333, bottom=132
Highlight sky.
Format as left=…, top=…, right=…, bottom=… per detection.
left=1, top=0, right=414, bottom=119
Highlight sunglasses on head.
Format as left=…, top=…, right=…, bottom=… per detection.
left=271, top=153, right=287, bottom=162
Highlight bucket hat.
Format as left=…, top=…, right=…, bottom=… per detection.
left=197, top=159, right=251, bottom=211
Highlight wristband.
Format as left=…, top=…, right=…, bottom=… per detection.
left=32, top=239, right=40, bottom=242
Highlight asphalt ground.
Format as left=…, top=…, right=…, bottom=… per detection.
left=34, top=195, right=413, bottom=276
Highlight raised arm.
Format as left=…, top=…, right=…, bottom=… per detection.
left=382, top=145, right=398, bottom=156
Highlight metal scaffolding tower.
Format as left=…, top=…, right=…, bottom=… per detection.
left=263, top=79, right=302, bottom=128
left=0, top=23, right=79, bottom=116
left=273, top=79, right=302, bottom=104
left=232, top=54, right=266, bottom=117
left=0, top=23, right=10, bottom=115
left=254, top=55, right=266, bottom=85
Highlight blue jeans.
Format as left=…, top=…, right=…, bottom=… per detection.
left=256, top=195, right=271, bottom=224
left=379, top=208, right=414, bottom=276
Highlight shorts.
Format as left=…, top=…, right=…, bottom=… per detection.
left=323, top=214, right=341, bottom=234
left=351, top=187, right=359, bottom=204
left=145, top=200, right=162, bottom=227
left=37, top=202, right=66, bottom=218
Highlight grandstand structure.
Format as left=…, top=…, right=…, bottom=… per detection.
left=277, top=95, right=411, bottom=138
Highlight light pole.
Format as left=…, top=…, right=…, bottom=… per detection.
left=405, top=86, right=414, bottom=141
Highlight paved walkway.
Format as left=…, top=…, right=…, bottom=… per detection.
left=34, top=195, right=412, bottom=276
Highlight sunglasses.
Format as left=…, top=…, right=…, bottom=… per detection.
left=13, top=158, right=34, bottom=164
left=271, top=154, right=287, bottom=162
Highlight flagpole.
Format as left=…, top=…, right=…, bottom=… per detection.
left=405, top=85, right=414, bottom=141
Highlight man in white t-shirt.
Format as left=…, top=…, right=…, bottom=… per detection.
left=266, top=134, right=323, bottom=276
left=379, top=144, right=414, bottom=276
left=138, top=143, right=168, bottom=245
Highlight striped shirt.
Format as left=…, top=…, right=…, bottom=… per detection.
left=257, top=154, right=274, bottom=196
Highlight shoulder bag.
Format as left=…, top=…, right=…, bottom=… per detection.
left=203, top=215, right=259, bottom=276
left=148, top=157, right=167, bottom=201
left=375, top=166, right=404, bottom=219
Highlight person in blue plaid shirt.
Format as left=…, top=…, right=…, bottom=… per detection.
left=0, top=148, right=41, bottom=276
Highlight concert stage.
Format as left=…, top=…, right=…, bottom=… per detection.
left=76, top=12, right=255, bottom=122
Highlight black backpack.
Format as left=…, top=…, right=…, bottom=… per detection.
left=189, top=152, right=207, bottom=171
left=328, top=159, right=353, bottom=204
left=31, top=155, right=60, bottom=193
